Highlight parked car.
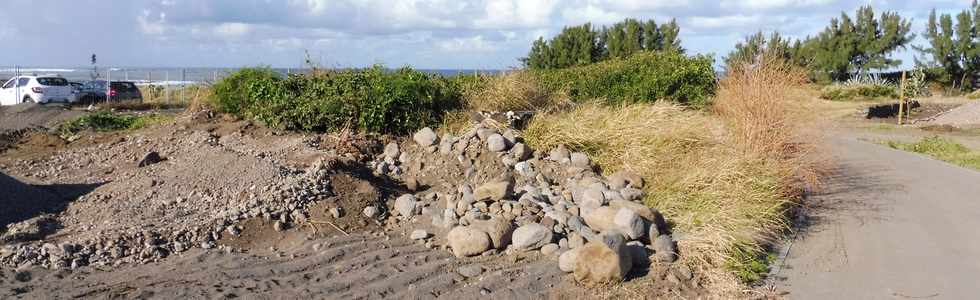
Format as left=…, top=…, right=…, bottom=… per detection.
left=0, top=75, right=77, bottom=105
left=77, top=80, right=143, bottom=103
left=69, top=81, right=83, bottom=93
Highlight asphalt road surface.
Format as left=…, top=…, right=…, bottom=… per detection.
left=776, top=132, right=980, bottom=299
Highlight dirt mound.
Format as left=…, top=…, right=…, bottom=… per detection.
left=0, top=113, right=378, bottom=269
left=924, top=100, right=980, bottom=127
left=0, top=103, right=85, bottom=132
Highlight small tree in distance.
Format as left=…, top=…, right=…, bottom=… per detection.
left=522, top=18, right=683, bottom=70
left=724, top=31, right=808, bottom=71
left=803, top=5, right=913, bottom=82
left=915, top=1, right=980, bottom=90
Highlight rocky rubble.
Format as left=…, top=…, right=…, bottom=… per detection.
left=0, top=119, right=346, bottom=270
left=371, top=122, right=685, bottom=284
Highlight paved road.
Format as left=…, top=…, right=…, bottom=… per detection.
left=776, top=132, right=980, bottom=299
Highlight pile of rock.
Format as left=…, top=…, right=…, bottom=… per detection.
left=372, top=123, right=683, bottom=284
left=0, top=155, right=338, bottom=270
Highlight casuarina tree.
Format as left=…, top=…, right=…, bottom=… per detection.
left=523, top=18, right=683, bottom=70
left=803, top=5, right=913, bottom=81
left=915, top=1, right=980, bottom=89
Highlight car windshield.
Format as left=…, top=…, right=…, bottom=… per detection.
left=37, top=77, right=69, bottom=86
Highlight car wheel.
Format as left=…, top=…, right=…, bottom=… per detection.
left=22, top=96, right=34, bottom=104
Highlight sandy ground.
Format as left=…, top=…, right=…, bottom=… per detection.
left=771, top=101, right=980, bottom=298
left=0, top=231, right=575, bottom=299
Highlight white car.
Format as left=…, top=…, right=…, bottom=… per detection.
left=0, top=75, right=77, bottom=106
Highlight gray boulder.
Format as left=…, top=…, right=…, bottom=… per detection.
left=487, top=134, right=509, bottom=152
left=469, top=218, right=514, bottom=249
left=652, top=235, right=678, bottom=263
left=512, top=223, right=553, bottom=250
left=474, top=179, right=513, bottom=201
left=573, top=233, right=633, bottom=284
left=549, top=145, right=570, bottom=163
left=383, top=142, right=400, bottom=159
left=394, top=194, right=418, bottom=218
left=559, top=247, right=582, bottom=272
left=413, top=127, right=438, bottom=146
left=511, top=143, right=532, bottom=161
left=607, top=170, right=644, bottom=190
left=447, top=226, right=491, bottom=258
left=570, top=152, right=590, bottom=168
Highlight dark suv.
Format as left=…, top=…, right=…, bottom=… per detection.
left=78, top=80, right=143, bottom=103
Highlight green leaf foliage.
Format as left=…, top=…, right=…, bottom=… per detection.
left=724, top=31, right=808, bottom=70
left=802, top=5, right=913, bottom=82
left=523, top=18, right=683, bottom=70
left=534, top=51, right=716, bottom=107
left=915, top=1, right=980, bottom=89
left=211, top=66, right=462, bottom=134
left=210, top=67, right=282, bottom=115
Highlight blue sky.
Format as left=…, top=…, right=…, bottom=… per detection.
left=0, top=0, right=973, bottom=69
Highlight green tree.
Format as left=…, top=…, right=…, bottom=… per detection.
left=724, top=31, right=800, bottom=68
left=524, top=18, right=683, bottom=69
left=916, top=1, right=980, bottom=89
left=521, top=23, right=600, bottom=69
left=805, top=5, right=913, bottom=81
left=659, top=19, right=683, bottom=52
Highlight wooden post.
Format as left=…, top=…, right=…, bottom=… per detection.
left=898, top=71, right=907, bottom=125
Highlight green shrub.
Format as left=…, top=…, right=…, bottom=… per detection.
left=215, top=66, right=461, bottom=134
left=534, top=51, right=716, bottom=107
left=57, top=112, right=170, bottom=140
left=819, top=84, right=897, bottom=101
left=886, top=136, right=980, bottom=170
left=210, top=67, right=282, bottom=114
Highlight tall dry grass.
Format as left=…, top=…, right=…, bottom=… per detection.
left=135, top=85, right=213, bottom=111
left=462, top=71, right=569, bottom=112
left=524, top=56, right=825, bottom=297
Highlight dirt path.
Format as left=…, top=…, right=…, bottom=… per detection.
left=774, top=129, right=980, bottom=299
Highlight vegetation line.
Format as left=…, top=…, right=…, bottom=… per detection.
left=884, top=137, right=980, bottom=171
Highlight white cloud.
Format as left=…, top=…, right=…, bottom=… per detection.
left=719, top=0, right=837, bottom=10
left=214, top=23, right=251, bottom=39
left=138, top=10, right=167, bottom=35
left=599, top=0, right=691, bottom=10
left=437, top=35, right=499, bottom=52
left=687, top=15, right=763, bottom=30
left=474, top=0, right=560, bottom=29
left=561, top=4, right=624, bottom=25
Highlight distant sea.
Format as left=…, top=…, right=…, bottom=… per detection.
left=0, top=67, right=503, bottom=86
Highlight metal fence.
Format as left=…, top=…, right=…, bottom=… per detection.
left=1, top=66, right=306, bottom=105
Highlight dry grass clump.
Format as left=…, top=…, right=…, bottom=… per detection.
left=968, top=89, right=980, bottom=100
left=715, top=55, right=813, bottom=157
left=462, top=70, right=569, bottom=112
left=524, top=57, right=825, bottom=296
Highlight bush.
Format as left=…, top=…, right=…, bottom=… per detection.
left=57, top=112, right=170, bottom=140
left=534, top=51, right=716, bottom=107
left=819, top=83, right=897, bottom=101
left=210, top=67, right=282, bottom=115
left=215, top=66, right=462, bottom=134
